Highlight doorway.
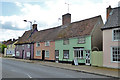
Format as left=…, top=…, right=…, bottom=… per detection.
left=55, top=50, right=59, bottom=62
left=85, top=50, right=90, bottom=65
left=42, top=50, right=45, bottom=61
left=22, top=50, right=25, bottom=59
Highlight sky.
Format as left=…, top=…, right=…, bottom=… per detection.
left=0, top=0, right=120, bottom=41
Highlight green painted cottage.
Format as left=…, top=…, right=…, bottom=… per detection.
left=55, top=13, right=104, bottom=65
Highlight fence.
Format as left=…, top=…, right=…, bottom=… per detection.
left=91, top=51, right=103, bottom=67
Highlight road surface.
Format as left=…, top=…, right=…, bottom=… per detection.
left=2, top=58, right=111, bottom=78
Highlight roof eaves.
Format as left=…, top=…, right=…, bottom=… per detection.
left=101, top=26, right=120, bottom=30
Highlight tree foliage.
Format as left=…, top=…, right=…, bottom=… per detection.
left=0, top=43, right=7, bottom=54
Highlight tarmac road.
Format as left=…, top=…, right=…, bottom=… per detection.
left=2, top=58, right=111, bottom=78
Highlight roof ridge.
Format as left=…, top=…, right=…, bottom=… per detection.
left=38, top=26, right=61, bottom=32
left=112, top=6, right=120, bottom=9
left=71, top=15, right=101, bottom=24
left=38, top=15, right=101, bottom=32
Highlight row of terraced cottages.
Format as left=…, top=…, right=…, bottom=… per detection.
left=15, top=13, right=103, bottom=65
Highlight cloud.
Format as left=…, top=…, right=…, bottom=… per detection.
left=0, top=15, right=29, bottom=30
left=0, top=29, right=25, bottom=41
left=0, top=0, right=119, bottom=41
left=14, top=2, right=22, bottom=7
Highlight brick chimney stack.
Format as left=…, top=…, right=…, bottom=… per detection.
left=62, top=13, right=71, bottom=25
left=106, top=5, right=112, bottom=20
left=32, top=24, right=38, bottom=31
left=13, top=38, right=15, bottom=41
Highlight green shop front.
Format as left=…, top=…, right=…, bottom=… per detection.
left=55, top=35, right=92, bottom=65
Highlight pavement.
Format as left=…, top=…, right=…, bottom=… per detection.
left=2, top=57, right=120, bottom=79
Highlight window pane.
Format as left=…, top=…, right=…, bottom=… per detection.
left=45, top=41, right=50, bottom=46
left=112, top=47, right=120, bottom=62
left=78, top=37, right=85, bottom=43
left=113, top=29, right=120, bottom=40
left=45, top=51, right=49, bottom=57
left=74, top=51, right=77, bottom=57
left=63, top=50, right=69, bottom=59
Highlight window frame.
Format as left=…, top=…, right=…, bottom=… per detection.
left=26, top=52, right=30, bottom=57
left=78, top=37, right=85, bottom=44
left=112, top=28, right=120, bottom=41
left=63, top=39, right=69, bottom=45
left=36, top=42, right=40, bottom=47
left=111, top=46, right=120, bottom=63
left=74, top=48, right=84, bottom=59
left=36, top=50, right=41, bottom=56
left=27, top=44, right=30, bottom=48
left=45, top=50, right=49, bottom=57
left=63, top=50, right=69, bottom=59
left=45, top=41, right=50, bottom=46
left=16, top=51, right=19, bottom=56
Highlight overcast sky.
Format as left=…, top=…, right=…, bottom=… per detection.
left=0, top=0, right=119, bottom=41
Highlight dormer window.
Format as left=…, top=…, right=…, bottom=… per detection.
left=45, top=41, right=50, bottom=46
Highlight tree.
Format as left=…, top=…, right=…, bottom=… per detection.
left=0, top=43, right=7, bottom=54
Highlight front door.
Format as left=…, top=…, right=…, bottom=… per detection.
left=85, top=50, right=90, bottom=65
left=22, top=50, right=25, bottom=59
left=42, top=50, right=45, bottom=61
left=74, top=48, right=84, bottom=65
left=55, top=50, right=59, bottom=62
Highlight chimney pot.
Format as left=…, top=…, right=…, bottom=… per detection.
left=62, top=13, right=71, bottom=25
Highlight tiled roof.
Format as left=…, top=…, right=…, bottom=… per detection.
left=2, top=39, right=17, bottom=45
left=56, top=15, right=102, bottom=39
left=2, top=40, right=12, bottom=45
left=16, top=15, right=102, bottom=44
left=101, top=7, right=120, bottom=30
left=33, top=26, right=62, bottom=42
left=16, top=29, right=38, bottom=44
left=33, top=15, right=102, bottom=42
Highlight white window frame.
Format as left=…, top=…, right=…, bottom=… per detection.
left=36, top=50, right=41, bottom=56
left=111, top=46, right=120, bottom=63
left=78, top=37, right=85, bottom=44
left=112, top=28, right=120, bottom=41
left=45, top=41, right=50, bottom=46
left=27, top=52, right=30, bottom=57
left=74, top=48, right=84, bottom=59
left=27, top=44, right=30, bottom=48
left=16, top=51, right=19, bottom=56
left=45, top=50, right=49, bottom=57
left=36, top=42, right=40, bottom=47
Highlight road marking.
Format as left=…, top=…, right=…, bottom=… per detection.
left=11, top=70, right=32, bottom=78
left=26, top=74, right=32, bottom=78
